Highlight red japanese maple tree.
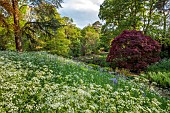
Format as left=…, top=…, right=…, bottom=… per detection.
left=106, top=30, right=161, bottom=72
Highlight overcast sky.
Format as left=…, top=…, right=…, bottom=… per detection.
left=58, top=0, right=104, bottom=29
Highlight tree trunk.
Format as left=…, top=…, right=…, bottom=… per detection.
left=81, top=45, right=86, bottom=56
left=12, top=0, right=22, bottom=52
left=163, top=1, right=167, bottom=38
left=142, top=1, right=146, bottom=34
left=144, top=0, right=153, bottom=35
left=163, top=12, right=167, bottom=38
left=133, top=0, right=137, bottom=30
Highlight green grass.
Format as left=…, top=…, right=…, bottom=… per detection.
left=74, top=53, right=112, bottom=68
left=0, top=51, right=169, bottom=112
left=79, top=53, right=170, bottom=88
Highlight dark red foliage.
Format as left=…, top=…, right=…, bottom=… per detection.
left=106, top=30, right=161, bottom=71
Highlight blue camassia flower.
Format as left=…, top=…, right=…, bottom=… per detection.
left=110, top=78, right=118, bottom=84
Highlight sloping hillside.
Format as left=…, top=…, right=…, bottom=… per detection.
left=0, top=51, right=169, bottom=112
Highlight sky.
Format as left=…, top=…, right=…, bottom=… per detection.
left=58, top=0, right=104, bottom=29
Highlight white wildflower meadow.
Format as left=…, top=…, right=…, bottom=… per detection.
left=0, top=51, right=169, bottom=112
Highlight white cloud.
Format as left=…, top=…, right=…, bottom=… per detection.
left=58, top=0, right=104, bottom=29
left=62, top=0, right=99, bottom=12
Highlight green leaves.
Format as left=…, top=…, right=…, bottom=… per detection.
left=99, top=0, right=170, bottom=45
left=81, top=25, right=100, bottom=55
left=0, top=0, right=63, bottom=51
left=144, top=58, right=170, bottom=87
left=0, top=51, right=169, bottom=112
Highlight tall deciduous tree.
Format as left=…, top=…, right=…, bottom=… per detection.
left=99, top=0, right=170, bottom=49
left=81, top=25, right=100, bottom=55
left=99, top=0, right=153, bottom=34
left=155, top=0, right=170, bottom=57
left=12, top=0, right=22, bottom=51
left=0, top=0, right=63, bottom=52
left=63, top=17, right=82, bottom=57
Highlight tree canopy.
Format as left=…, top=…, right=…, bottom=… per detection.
left=99, top=0, right=170, bottom=39
left=0, top=0, right=63, bottom=52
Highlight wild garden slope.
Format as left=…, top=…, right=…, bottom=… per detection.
left=0, top=51, right=169, bottom=112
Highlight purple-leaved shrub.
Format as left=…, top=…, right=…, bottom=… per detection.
left=106, top=30, right=161, bottom=72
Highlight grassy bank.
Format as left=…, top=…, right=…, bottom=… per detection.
left=0, top=51, right=169, bottom=112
